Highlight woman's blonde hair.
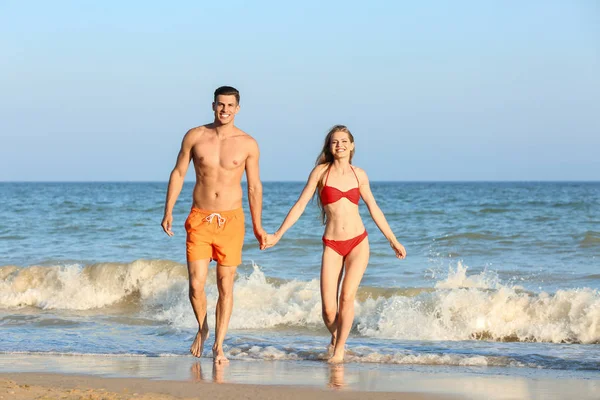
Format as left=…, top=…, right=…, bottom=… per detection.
left=314, top=125, right=355, bottom=224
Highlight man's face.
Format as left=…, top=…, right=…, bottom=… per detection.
left=212, top=95, right=239, bottom=125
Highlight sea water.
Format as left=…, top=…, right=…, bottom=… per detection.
left=1, top=182, right=598, bottom=376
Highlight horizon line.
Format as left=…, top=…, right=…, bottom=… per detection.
left=2, top=180, right=599, bottom=184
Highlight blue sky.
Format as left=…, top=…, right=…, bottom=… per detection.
left=1, top=0, right=598, bottom=181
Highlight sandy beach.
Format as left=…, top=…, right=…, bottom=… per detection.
left=1, top=372, right=458, bottom=400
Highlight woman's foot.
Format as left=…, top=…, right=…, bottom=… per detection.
left=327, top=334, right=337, bottom=356
left=327, top=353, right=344, bottom=364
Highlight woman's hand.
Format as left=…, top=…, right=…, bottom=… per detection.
left=390, top=240, right=406, bottom=259
left=263, top=232, right=281, bottom=249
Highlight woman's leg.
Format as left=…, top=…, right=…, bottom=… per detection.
left=329, top=237, right=369, bottom=363
left=320, top=245, right=344, bottom=352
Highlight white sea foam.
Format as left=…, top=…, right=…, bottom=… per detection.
left=224, top=345, right=521, bottom=367
left=434, top=261, right=502, bottom=289
left=356, top=264, right=600, bottom=344
left=149, top=263, right=323, bottom=330
left=0, top=260, right=187, bottom=310
left=1, top=261, right=599, bottom=344
left=0, top=349, right=521, bottom=367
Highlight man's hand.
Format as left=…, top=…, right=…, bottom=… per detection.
left=390, top=240, right=406, bottom=259
left=161, top=214, right=174, bottom=237
left=254, top=226, right=267, bottom=249
left=263, top=233, right=281, bottom=250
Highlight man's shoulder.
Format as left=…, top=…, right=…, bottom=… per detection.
left=233, top=128, right=258, bottom=147
left=182, top=125, right=215, bottom=146
left=233, top=127, right=253, bottom=139
left=187, top=124, right=212, bottom=136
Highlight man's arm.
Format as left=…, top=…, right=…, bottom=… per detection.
left=161, top=130, right=194, bottom=236
left=245, top=137, right=266, bottom=247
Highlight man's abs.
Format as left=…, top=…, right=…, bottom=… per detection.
left=191, top=181, right=244, bottom=211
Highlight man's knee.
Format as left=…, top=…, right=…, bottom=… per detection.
left=188, top=259, right=209, bottom=289
left=189, top=278, right=206, bottom=297
left=216, top=267, right=236, bottom=297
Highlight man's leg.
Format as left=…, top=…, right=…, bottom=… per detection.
left=212, top=263, right=237, bottom=364
left=188, top=259, right=210, bottom=357
left=190, top=362, right=204, bottom=382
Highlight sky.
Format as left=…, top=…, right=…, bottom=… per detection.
left=1, top=0, right=598, bottom=181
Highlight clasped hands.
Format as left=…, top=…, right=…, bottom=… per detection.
left=254, top=227, right=280, bottom=250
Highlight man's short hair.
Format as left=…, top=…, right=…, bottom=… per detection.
left=214, top=86, right=240, bottom=104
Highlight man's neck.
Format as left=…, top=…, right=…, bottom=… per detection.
left=213, top=121, right=236, bottom=137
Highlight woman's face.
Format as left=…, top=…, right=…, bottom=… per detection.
left=329, top=131, right=354, bottom=159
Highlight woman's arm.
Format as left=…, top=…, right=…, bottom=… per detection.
left=264, top=164, right=327, bottom=248
left=357, top=168, right=406, bottom=259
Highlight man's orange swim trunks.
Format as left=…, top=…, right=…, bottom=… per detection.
left=184, top=207, right=245, bottom=266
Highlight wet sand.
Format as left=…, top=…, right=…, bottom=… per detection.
left=0, top=354, right=598, bottom=400
left=0, top=372, right=455, bottom=400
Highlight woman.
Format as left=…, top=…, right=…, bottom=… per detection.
left=265, top=125, right=406, bottom=363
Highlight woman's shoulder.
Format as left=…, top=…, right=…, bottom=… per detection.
left=307, top=163, right=330, bottom=182
left=311, top=163, right=330, bottom=180
left=351, top=165, right=369, bottom=179
left=312, top=163, right=330, bottom=175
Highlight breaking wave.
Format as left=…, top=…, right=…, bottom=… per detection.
left=1, top=261, right=598, bottom=344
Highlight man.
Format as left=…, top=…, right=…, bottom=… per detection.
left=161, top=86, right=266, bottom=364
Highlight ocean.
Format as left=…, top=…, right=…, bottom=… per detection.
left=1, top=181, right=599, bottom=380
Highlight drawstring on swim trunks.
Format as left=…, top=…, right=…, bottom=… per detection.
left=205, top=213, right=226, bottom=227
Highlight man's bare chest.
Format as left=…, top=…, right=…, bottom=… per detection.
left=192, top=142, right=246, bottom=171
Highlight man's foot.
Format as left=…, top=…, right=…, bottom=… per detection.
left=190, top=362, right=203, bottom=382
left=190, top=326, right=209, bottom=358
left=212, top=346, right=229, bottom=364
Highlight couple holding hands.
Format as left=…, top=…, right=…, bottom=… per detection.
left=161, top=86, right=406, bottom=364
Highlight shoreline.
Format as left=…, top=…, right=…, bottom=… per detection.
left=1, top=355, right=599, bottom=400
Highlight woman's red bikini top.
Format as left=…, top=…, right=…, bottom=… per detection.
left=319, top=166, right=360, bottom=206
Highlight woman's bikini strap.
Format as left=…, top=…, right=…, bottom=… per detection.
left=323, top=165, right=332, bottom=186
left=350, top=166, right=359, bottom=185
